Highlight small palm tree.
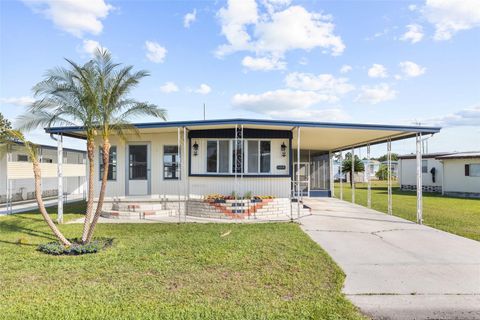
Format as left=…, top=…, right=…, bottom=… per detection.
left=18, top=59, right=100, bottom=243
left=85, top=50, right=167, bottom=242
left=342, top=153, right=365, bottom=186
left=0, top=129, right=71, bottom=246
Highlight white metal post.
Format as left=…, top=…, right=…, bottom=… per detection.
left=329, top=152, right=334, bottom=197
left=234, top=124, right=238, bottom=205
left=339, top=151, right=343, bottom=200
left=177, top=127, right=181, bottom=221
left=416, top=134, right=423, bottom=224
left=367, top=144, right=371, bottom=208
left=183, top=127, right=188, bottom=221
left=351, top=147, right=355, bottom=204
left=241, top=124, right=244, bottom=200
left=57, top=134, right=64, bottom=224
left=297, top=127, right=301, bottom=218
left=387, top=139, right=392, bottom=215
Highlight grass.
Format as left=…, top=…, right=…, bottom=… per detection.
left=335, top=181, right=480, bottom=241
left=0, top=202, right=364, bottom=320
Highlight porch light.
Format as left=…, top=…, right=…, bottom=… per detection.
left=281, top=142, right=287, bottom=157
left=192, top=141, right=199, bottom=156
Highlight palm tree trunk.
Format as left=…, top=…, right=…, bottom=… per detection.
left=33, top=159, right=71, bottom=246
left=81, top=138, right=95, bottom=243
left=86, top=139, right=110, bottom=243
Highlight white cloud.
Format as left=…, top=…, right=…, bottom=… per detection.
left=216, top=0, right=345, bottom=69
left=22, top=0, right=113, bottom=38
left=284, top=72, right=354, bottom=97
left=242, top=55, right=286, bottom=71
left=145, top=41, right=167, bottom=63
left=399, top=61, right=426, bottom=78
left=423, top=105, right=480, bottom=126
left=195, top=84, right=212, bottom=95
left=0, top=96, right=35, bottom=106
left=400, top=24, right=424, bottom=43
left=355, top=83, right=397, bottom=104
left=368, top=64, right=388, bottom=78
left=408, top=4, right=417, bottom=11
left=423, top=0, right=480, bottom=40
left=232, top=89, right=349, bottom=120
left=340, top=64, right=352, bottom=74
left=80, top=39, right=107, bottom=56
left=183, top=9, right=197, bottom=28
left=160, top=82, right=179, bottom=93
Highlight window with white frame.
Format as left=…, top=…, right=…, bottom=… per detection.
left=247, top=140, right=270, bottom=173
left=17, top=154, right=29, bottom=162
left=207, top=140, right=229, bottom=173
left=465, top=163, right=480, bottom=177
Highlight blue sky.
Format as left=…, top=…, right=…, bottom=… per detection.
left=0, top=0, right=479, bottom=155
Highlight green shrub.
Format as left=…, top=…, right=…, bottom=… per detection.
left=38, top=237, right=114, bottom=255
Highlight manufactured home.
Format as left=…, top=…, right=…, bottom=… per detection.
left=44, top=119, right=440, bottom=219
left=0, top=142, right=87, bottom=213
left=399, top=151, right=480, bottom=198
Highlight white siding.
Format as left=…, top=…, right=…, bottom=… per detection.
left=7, top=162, right=86, bottom=179
left=443, top=159, right=480, bottom=194
left=399, top=157, right=443, bottom=187
left=0, top=156, right=6, bottom=195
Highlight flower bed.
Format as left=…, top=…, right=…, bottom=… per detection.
left=205, top=193, right=275, bottom=203
left=37, top=237, right=114, bottom=256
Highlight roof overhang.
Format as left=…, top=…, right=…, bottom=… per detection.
left=44, top=118, right=441, bottom=152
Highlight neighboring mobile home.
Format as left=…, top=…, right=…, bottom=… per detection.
left=0, top=143, right=87, bottom=211
left=44, top=119, right=440, bottom=219
left=399, top=151, right=480, bottom=198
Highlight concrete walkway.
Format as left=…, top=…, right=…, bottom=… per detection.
left=300, top=197, right=480, bottom=320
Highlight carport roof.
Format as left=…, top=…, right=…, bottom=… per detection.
left=44, top=118, right=441, bottom=152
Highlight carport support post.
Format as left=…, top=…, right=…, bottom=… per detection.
left=339, top=151, right=343, bottom=200
left=329, top=151, right=334, bottom=197
left=367, top=145, right=371, bottom=208
left=177, top=127, right=181, bottom=222
left=57, top=134, right=64, bottom=224
left=416, top=133, right=423, bottom=224
left=183, top=126, right=188, bottom=221
left=351, top=147, right=355, bottom=204
left=297, top=126, right=301, bottom=218
left=387, top=139, right=393, bottom=215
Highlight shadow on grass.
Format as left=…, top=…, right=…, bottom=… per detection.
left=0, top=221, right=57, bottom=241
left=0, top=239, right=39, bottom=247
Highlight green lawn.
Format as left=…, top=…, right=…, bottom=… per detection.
left=335, top=181, right=480, bottom=241
left=0, top=203, right=364, bottom=320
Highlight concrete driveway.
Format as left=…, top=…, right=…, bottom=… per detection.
left=300, top=197, right=480, bottom=320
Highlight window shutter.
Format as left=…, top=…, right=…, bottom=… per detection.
left=465, top=164, right=470, bottom=176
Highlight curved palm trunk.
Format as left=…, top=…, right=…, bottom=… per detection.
left=81, top=138, right=95, bottom=243
left=86, top=140, right=110, bottom=243
left=33, top=159, right=71, bottom=246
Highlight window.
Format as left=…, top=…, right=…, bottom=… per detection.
left=163, top=145, right=180, bottom=180
left=129, top=145, right=147, bottom=180
left=465, top=164, right=480, bottom=177
left=247, top=140, right=271, bottom=173
left=207, top=140, right=229, bottom=173
left=41, top=158, right=53, bottom=163
left=17, top=154, right=29, bottom=162
left=422, top=160, right=428, bottom=173
left=100, top=146, right=117, bottom=180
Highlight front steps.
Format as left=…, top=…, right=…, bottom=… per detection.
left=98, top=197, right=311, bottom=220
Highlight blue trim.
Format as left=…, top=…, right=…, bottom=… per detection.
left=44, top=118, right=441, bottom=135
left=309, top=190, right=331, bottom=197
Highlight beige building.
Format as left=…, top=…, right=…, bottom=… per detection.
left=0, top=143, right=87, bottom=212
left=399, top=152, right=480, bottom=198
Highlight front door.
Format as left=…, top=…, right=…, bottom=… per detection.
left=293, top=162, right=310, bottom=197
left=127, top=144, right=150, bottom=196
